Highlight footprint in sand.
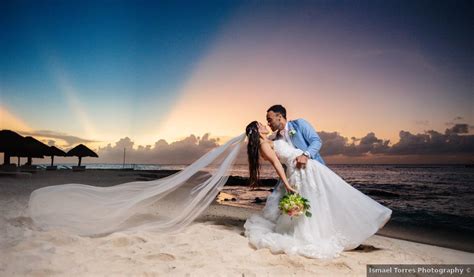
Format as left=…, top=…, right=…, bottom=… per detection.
left=145, top=253, right=176, bottom=261
left=333, top=262, right=352, bottom=270
left=211, top=235, right=224, bottom=241
left=109, top=236, right=147, bottom=247
left=6, top=216, right=34, bottom=228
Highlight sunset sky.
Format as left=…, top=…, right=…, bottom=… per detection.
left=1, top=0, right=473, bottom=164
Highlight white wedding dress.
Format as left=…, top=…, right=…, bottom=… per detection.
left=244, top=139, right=392, bottom=259
left=28, top=133, right=391, bottom=259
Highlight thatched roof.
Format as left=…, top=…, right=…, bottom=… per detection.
left=66, top=144, right=99, bottom=158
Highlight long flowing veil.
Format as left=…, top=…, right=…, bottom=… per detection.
left=28, top=133, right=246, bottom=236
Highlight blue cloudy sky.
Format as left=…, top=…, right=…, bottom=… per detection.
left=1, top=0, right=473, bottom=164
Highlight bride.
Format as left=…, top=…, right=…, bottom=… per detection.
left=28, top=121, right=391, bottom=259
left=242, top=121, right=392, bottom=259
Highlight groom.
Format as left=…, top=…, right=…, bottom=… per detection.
left=266, top=104, right=325, bottom=169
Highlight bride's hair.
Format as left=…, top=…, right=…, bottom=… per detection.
left=246, top=121, right=260, bottom=188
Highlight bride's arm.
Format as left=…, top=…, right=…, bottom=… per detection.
left=260, top=142, right=297, bottom=193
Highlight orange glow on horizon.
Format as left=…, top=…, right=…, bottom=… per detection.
left=0, top=105, right=34, bottom=133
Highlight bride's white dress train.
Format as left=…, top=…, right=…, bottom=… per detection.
left=28, top=132, right=391, bottom=259
left=244, top=139, right=392, bottom=259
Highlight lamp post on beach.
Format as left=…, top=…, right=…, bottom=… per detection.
left=123, top=147, right=126, bottom=169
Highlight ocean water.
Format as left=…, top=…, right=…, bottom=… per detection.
left=327, top=164, right=474, bottom=237
left=38, top=163, right=474, bottom=237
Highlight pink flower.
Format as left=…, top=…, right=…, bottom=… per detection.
left=287, top=206, right=303, bottom=217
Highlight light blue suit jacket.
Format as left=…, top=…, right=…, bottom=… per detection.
left=287, top=118, right=326, bottom=165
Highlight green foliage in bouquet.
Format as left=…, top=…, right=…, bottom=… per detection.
left=278, top=193, right=312, bottom=218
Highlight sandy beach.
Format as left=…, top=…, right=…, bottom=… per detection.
left=1, top=169, right=473, bottom=276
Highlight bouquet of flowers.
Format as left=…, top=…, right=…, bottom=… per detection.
left=278, top=193, right=312, bottom=218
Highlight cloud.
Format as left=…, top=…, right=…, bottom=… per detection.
left=319, top=131, right=390, bottom=157
left=93, top=124, right=473, bottom=164
left=446, top=123, right=469, bottom=134
left=389, top=126, right=474, bottom=155
left=18, top=130, right=98, bottom=147
left=317, top=131, right=348, bottom=155
left=318, top=124, right=474, bottom=157
left=6, top=121, right=473, bottom=164
left=96, top=133, right=221, bottom=164
left=445, top=116, right=465, bottom=126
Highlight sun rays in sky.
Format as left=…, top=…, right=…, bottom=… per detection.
left=154, top=2, right=473, bottom=145
left=1, top=1, right=472, bottom=163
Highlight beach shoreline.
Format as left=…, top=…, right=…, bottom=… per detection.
left=1, top=168, right=473, bottom=276
left=1, top=168, right=473, bottom=252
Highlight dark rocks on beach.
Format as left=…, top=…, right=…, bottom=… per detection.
left=253, top=197, right=266, bottom=204
left=223, top=198, right=237, bottom=201
left=131, top=171, right=278, bottom=187
left=225, top=176, right=278, bottom=187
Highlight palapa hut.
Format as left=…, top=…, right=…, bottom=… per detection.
left=46, top=146, right=67, bottom=170
left=66, top=144, right=99, bottom=171
left=21, top=136, right=50, bottom=164
left=0, top=130, right=52, bottom=172
left=0, top=129, right=25, bottom=167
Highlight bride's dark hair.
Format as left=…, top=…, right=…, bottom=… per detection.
left=246, top=121, right=260, bottom=188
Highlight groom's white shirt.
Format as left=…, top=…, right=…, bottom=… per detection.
left=281, top=122, right=295, bottom=147
left=268, top=122, right=295, bottom=147
left=280, top=121, right=311, bottom=158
